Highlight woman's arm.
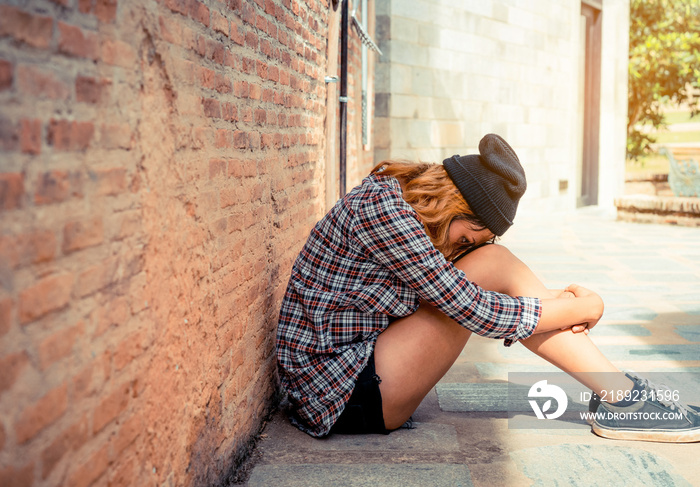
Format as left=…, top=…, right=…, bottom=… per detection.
left=535, top=284, right=604, bottom=334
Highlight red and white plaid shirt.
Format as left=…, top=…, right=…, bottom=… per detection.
left=276, top=174, right=541, bottom=437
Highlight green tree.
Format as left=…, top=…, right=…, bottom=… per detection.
left=628, top=0, right=700, bottom=160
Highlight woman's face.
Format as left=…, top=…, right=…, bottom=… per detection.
left=448, top=219, right=494, bottom=250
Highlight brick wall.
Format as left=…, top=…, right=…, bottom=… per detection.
left=0, top=0, right=371, bottom=485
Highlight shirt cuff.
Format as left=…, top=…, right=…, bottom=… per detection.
left=503, top=296, right=541, bottom=347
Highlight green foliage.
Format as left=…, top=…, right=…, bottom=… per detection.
left=627, top=0, right=700, bottom=160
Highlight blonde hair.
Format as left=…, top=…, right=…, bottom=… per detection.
left=371, top=160, right=489, bottom=260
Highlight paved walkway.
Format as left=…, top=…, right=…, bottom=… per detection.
left=243, top=209, right=700, bottom=487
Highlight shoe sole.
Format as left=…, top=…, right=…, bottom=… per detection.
left=592, top=422, right=700, bottom=443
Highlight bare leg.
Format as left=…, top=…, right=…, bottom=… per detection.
left=374, top=303, right=472, bottom=429
left=455, top=244, right=633, bottom=395
left=375, top=244, right=632, bottom=430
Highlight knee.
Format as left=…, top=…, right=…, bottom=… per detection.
left=454, top=243, right=514, bottom=270
left=452, top=244, right=525, bottom=294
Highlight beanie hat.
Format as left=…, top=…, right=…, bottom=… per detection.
left=442, top=134, right=526, bottom=236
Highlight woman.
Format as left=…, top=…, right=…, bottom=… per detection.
left=276, top=134, right=700, bottom=442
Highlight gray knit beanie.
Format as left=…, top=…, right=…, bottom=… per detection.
left=442, top=134, right=526, bottom=236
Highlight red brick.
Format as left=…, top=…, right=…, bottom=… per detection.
left=199, top=66, right=215, bottom=89
left=190, top=1, right=210, bottom=27
left=20, top=119, right=42, bottom=154
left=72, top=352, right=110, bottom=401
left=194, top=34, right=207, bottom=56
left=78, top=0, right=92, bottom=13
left=220, top=188, right=237, bottom=209
left=93, top=167, right=127, bottom=196
left=261, top=132, right=273, bottom=148
left=100, top=123, right=132, bottom=149
left=203, top=97, right=221, bottom=118
left=94, top=0, right=118, bottom=23
left=164, top=0, right=188, bottom=15
left=76, top=75, right=111, bottom=104
left=35, top=169, right=84, bottom=205
left=93, top=382, right=130, bottom=433
left=16, top=65, right=70, bottom=100
left=0, top=59, right=11, bottom=90
left=211, top=10, right=229, bottom=35
left=240, top=1, right=255, bottom=23
left=159, top=14, right=183, bottom=45
left=242, top=56, right=255, bottom=74
left=214, top=129, right=231, bottom=148
left=113, top=330, right=146, bottom=371
left=242, top=106, right=253, bottom=123
left=248, top=131, right=261, bottom=149
left=233, top=80, right=249, bottom=98
left=0, top=297, right=10, bottom=337
left=38, top=322, right=83, bottom=370
left=260, top=38, right=272, bottom=57
left=0, top=230, right=57, bottom=269
left=0, top=351, right=28, bottom=395
left=192, top=126, right=210, bottom=149
left=57, top=22, right=98, bottom=60
left=41, top=415, right=89, bottom=478
left=0, top=6, right=53, bottom=49
left=208, top=40, right=225, bottom=64
left=221, top=102, right=237, bottom=122
left=94, top=296, right=129, bottom=336
left=15, top=382, right=68, bottom=444
left=245, top=30, right=258, bottom=49
left=0, top=173, right=24, bottom=210
left=67, top=442, right=109, bottom=487
left=48, top=119, right=94, bottom=151
left=254, top=109, right=267, bottom=125
left=62, top=217, right=103, bottom=253
left=0, top=463, right=34, bottom=487
left=18, top=273, right=73, bottom=324
left=233, top=130, right=248, bottom=149
left=76, top=258, right=116, bottom=297
left=215, top=73, right=232, bottom=93
left=209, top=158, right=226, bottom=179
left=280, top=69, right=289, bottom=86
left=101, top=39, right=136, bottom=68
left=230, top=19, right=245, bottom=45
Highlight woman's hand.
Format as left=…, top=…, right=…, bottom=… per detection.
left=536, top=284, right=604, bottom=335
left=563, top=284, right=604, bottom=333
left=551, top=289, right=575, bottom=299
left=552, top=288, right=588, bottom=334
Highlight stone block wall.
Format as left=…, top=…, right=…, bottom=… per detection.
left=0, top=0, right=369, bottom=485
left=374, top=0, right=629, bottom=212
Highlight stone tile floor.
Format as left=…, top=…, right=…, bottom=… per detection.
left=243, top=209, right=700, bottom=486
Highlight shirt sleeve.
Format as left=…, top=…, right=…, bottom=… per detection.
left=350, top=182, right=540, bottom=343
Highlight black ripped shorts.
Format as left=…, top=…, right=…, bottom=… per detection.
left=330, top=352, right=390, bottom=435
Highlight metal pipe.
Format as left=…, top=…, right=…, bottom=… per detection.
left=361, top=0, right=368, bottom=147
left=339, top=0, right=349, bottom=198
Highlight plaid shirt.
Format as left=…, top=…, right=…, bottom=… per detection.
left=276, top=175, right=541, bottom=437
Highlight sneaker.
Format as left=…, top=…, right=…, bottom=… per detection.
left=589, top=373, right=700, bottom=443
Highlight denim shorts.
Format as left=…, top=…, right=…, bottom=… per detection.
left=330, top=352, right=390, bottom=435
